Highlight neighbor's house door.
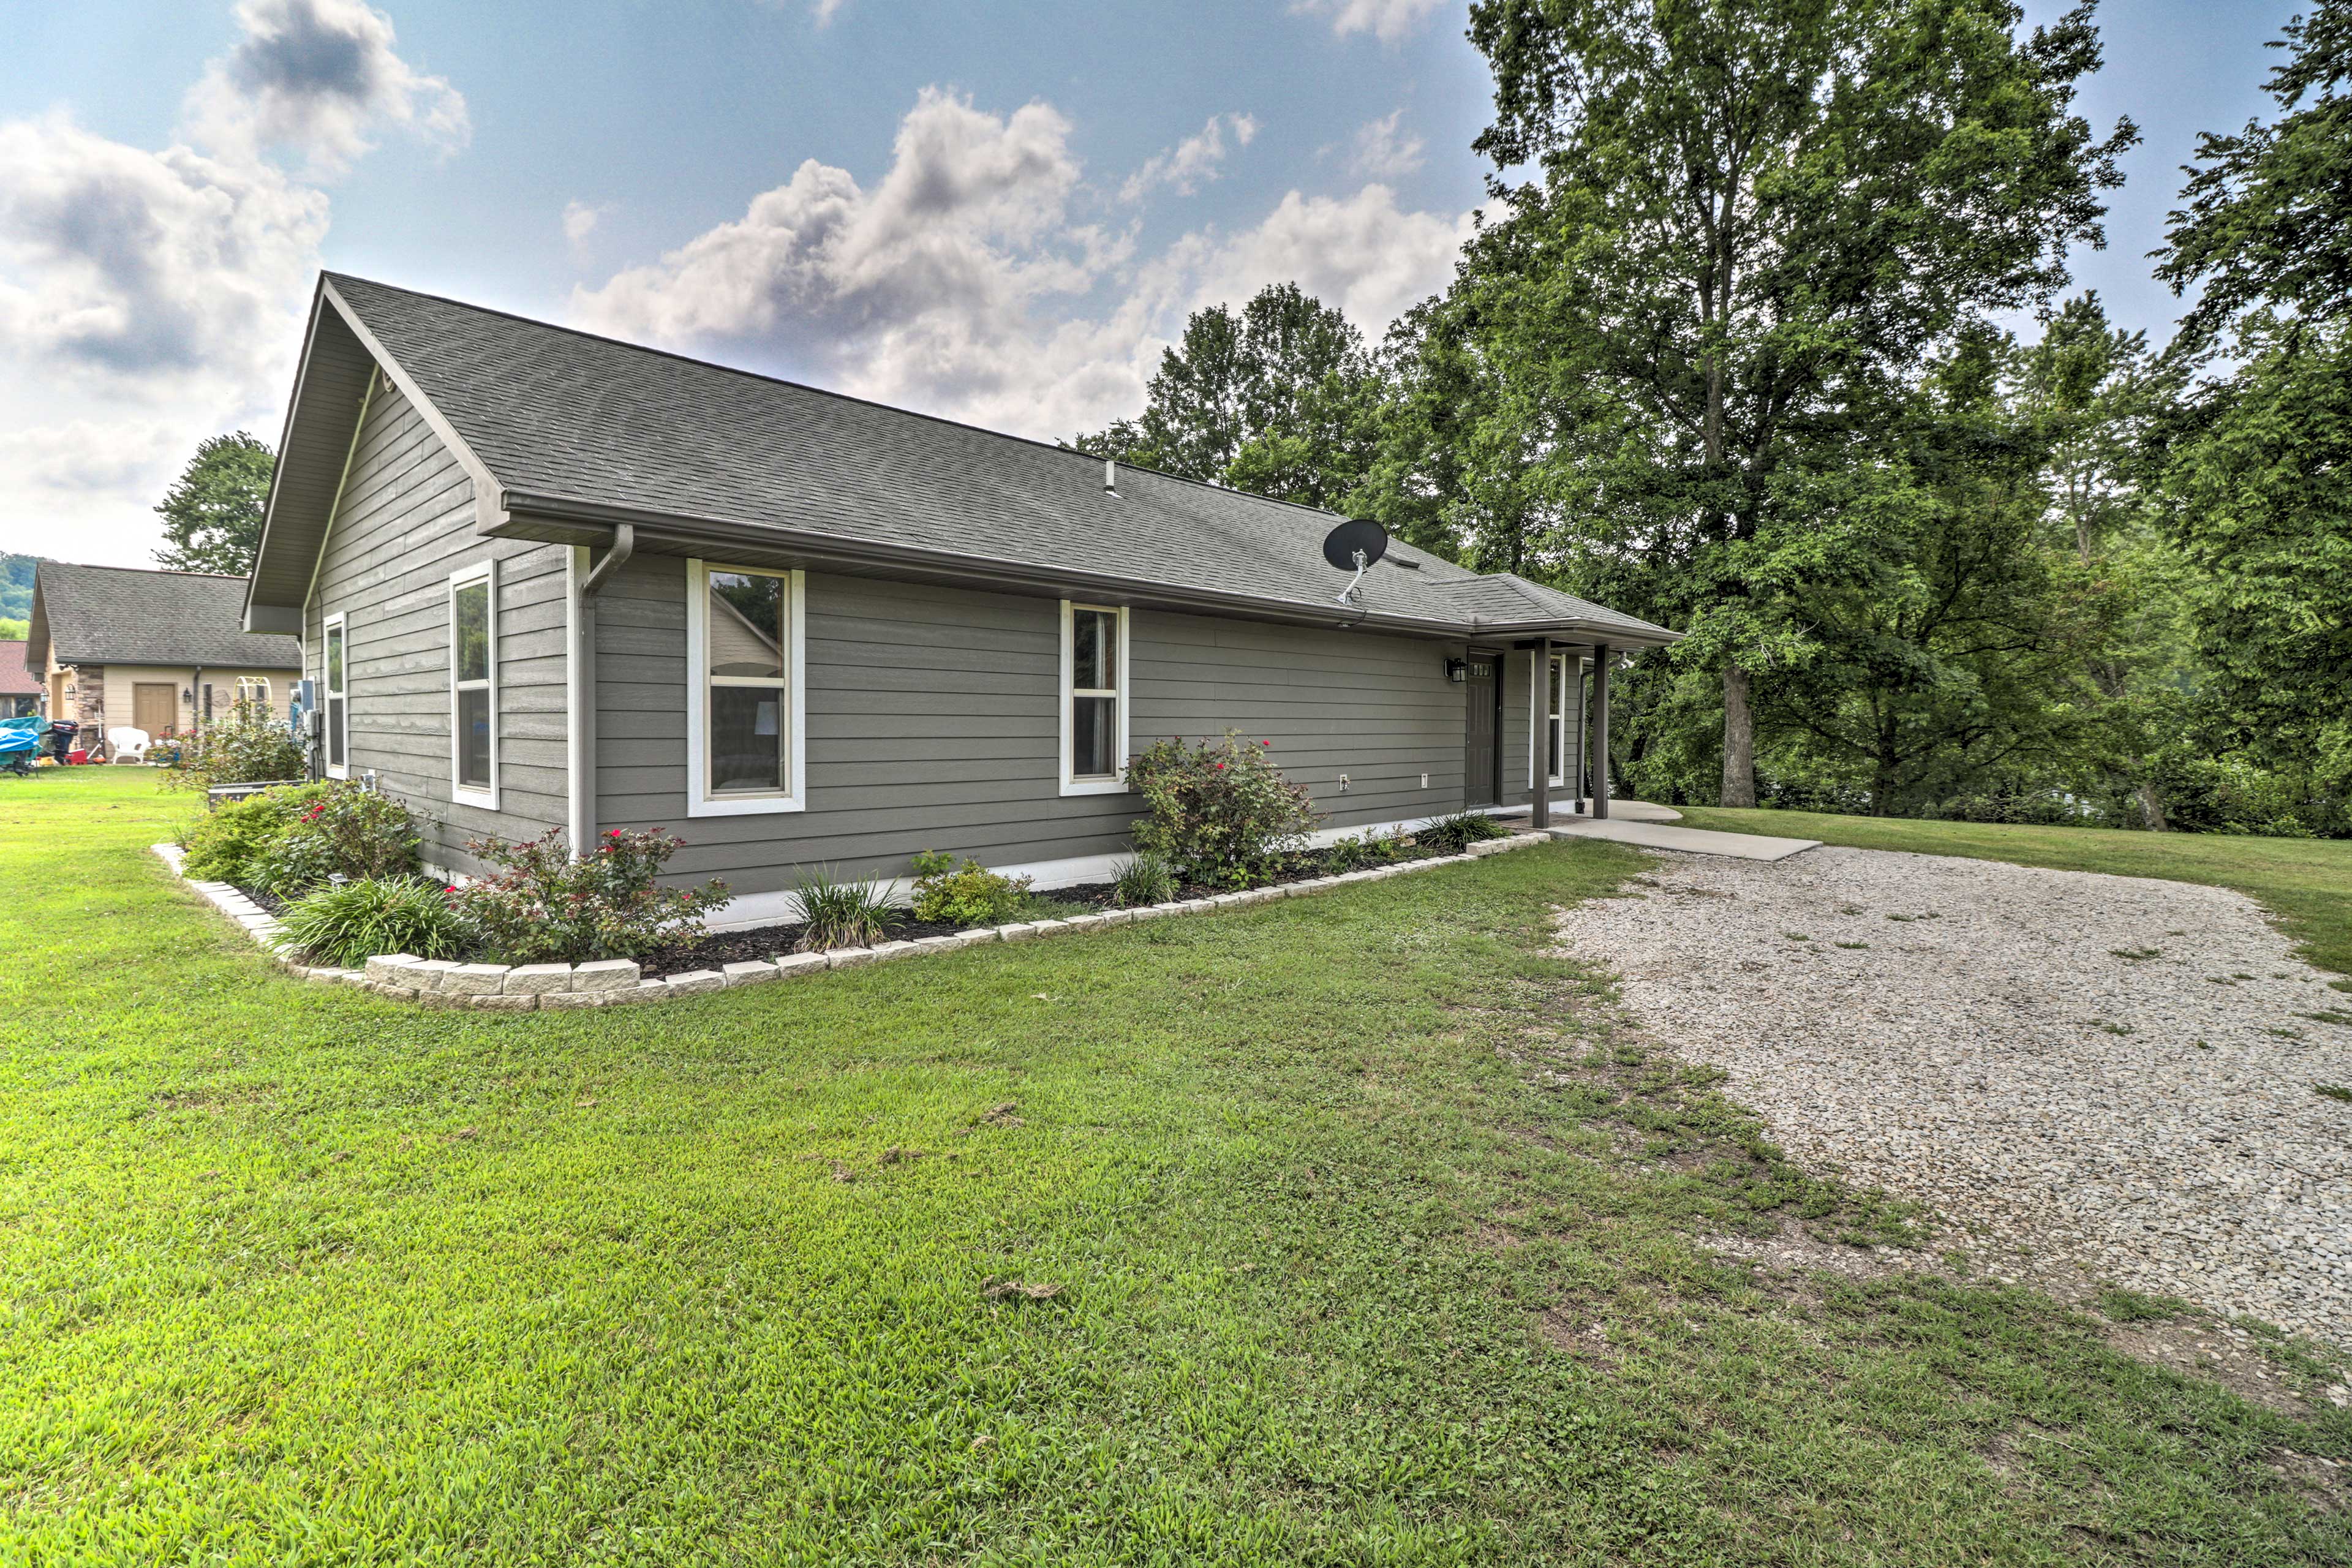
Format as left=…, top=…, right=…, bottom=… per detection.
left=132, top=682, right=176, bottom=738
left=1463, top=652, right=1500, bottom=807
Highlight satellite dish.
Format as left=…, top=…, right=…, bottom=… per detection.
left=1322, top=518, right=1390, bottom=571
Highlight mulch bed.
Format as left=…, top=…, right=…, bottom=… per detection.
left=238, top=834, right=1485, bottom=980
left=633, top=837, right=1469, bottom=978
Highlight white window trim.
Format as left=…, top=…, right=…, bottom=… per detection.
left=448, top=560, right=499, bottom=810
left=1059, top=600, right=1131, bottom=797
left=1528, top=650, right=1570, bottom=790
left=686, top=558, right=806, bottom=817
left=323, top=612, right=349, bottom=780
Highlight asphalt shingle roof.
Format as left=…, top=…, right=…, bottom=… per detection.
left=325, top=274, right=1676, bottom=645
left=34, top=564, right=301, bottom=670
left=0, top=641, right=40, bottom=697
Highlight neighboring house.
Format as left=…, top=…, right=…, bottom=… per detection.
left=25, top=564, right=302, bottom=750
left=0, top=641, right=42, bottom=719
left=244, top=274, right=1679, bottom=919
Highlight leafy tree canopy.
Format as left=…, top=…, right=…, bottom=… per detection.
left=1074, top=283, right=1384, bottom=512
left=1428, top=0, right=2133, bottom=804
left=153, top=432, right=276, bottom=577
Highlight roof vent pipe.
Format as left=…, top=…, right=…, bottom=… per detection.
left=1104, top=457, right=1117, bottom=495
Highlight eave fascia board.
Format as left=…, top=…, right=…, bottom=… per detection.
left=318, top=277, right=509, bottom=533
left=494, top=491, right=1498, bottom=643
left=243, top=282, right=333, bottom=632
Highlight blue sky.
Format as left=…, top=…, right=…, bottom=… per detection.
left=0, top=0, right=2305, bottom=566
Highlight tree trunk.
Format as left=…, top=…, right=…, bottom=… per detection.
left=1720, top=663, right=1756, bottom=807
left=2136, top=780, right=2169, bottom=832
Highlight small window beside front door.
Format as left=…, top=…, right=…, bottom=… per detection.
left=323, top=614, right=349, bottom=777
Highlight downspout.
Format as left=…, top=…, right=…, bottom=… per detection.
left=568, top=523, right=633, bottom=858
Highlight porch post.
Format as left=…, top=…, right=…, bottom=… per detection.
left=1570, top=654, right=1588, bottom=813
left=1591, top=645, right=1611, bottom=820
left=1531, top=639, right=1553, bottom=829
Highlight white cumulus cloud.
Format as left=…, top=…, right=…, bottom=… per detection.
left=1120, top=113, right=1259, bottom=203
left=0, top=0, right=467, bottom=565
left=183, top=0, right=469, bottom=179
left=570, top=88, right=1471, bottom=443
left=1341, top=110, right=1426, bottom=178
left=1292, top=0, right=1451, bottom=43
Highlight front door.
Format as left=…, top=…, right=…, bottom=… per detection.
left=1463, top=652, right=1499, bottom=806
left=133, top=682, right=176, bottom=737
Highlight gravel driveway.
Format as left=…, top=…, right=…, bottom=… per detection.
left=1551, top=846, right=2352, bottom=1350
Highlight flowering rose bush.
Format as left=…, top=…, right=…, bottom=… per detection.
left=456, top=827, right=729, bottom=963
left=253, top=782, right=422, bottom=894
left=1126, top=731, right=1319, bottom=888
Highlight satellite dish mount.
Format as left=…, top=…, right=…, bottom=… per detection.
left=1322, top=518, right=1390, bottom=606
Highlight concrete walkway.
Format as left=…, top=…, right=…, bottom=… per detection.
left=1541, top=815, right=1820, bottom=862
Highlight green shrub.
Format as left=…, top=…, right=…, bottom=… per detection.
left=1325, top=830, right=1403, bottom=872
left=1418, top=810, right=1508, bottom=852
left=279, top=878, right=467, bottom=968
left=1110, top=851, right=1177, bottom=907
left=793, top=865, right=895, bottom=951
left=1127, top=731, right=1320, bottom=889
left=908, top=850, right=1033, bottom=926
left=160, top=699, right=306, bottom=790
left=459, top=827, right=728, bottom=964
left=254, top=783, right=423, bottom=895
left=178, top=785, right=317, bottom=883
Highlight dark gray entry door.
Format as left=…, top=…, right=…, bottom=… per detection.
left=1463, top=654, right=1499, bottom=806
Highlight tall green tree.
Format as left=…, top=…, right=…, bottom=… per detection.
left=2154, top=1, right=2352, bottom=827
left=152, top=432, right=275, bottom=577
left=1076, top=284, right=1385, bottom=511
left=2016, top=295, right=2192, bottom=829
left=1445, top=0, right=2133, bottom=805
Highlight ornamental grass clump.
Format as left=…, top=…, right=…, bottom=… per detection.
left=459, top=827, right=728, bottom=964
left=279, top=878, right=467, bottom=968
left=1417, top=810, right=1509, bottom=853
left=1110, top=851, right=1177, bottom=908
left=1126, top=731, right=1319, bottom=889
left=791, top=865, right=896, bottom=951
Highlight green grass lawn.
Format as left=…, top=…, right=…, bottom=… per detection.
left=3, top=768, right=2345, bottom=1564
left=1679, top=805, right=2352, bottom=979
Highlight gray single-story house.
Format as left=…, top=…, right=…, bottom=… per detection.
left=26, top=563, right=302, bottom=750
left=243, top=274, right=1678, bottom=922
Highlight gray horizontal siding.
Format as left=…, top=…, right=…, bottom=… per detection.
left=597, top=557, right=1472, bottom=896
left=304, top=377, right=570, bottom=874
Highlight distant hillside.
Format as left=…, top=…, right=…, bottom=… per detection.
left=0, top=554, right=36, bottom=622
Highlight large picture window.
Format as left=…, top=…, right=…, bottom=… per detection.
left=687, top=559, right=805, bottom=816
left=323, top=613, right=348, bottom=778
left=449, top=562, right=497, bottom=807
left=1059, top=601, right=1129, bottom=796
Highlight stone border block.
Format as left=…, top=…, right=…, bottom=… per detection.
left=665, top=970, right=724, bottom=995
left=441, top=963, right=513, bottom=998
left=772, top=952, right=831, bottom=976
left=723, top=960, right=778, bottom=987
left=505, top=963, right=576, bottom=995
left=572, top=959, right=641, bottom=993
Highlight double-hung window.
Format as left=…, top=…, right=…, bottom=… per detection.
left=687, top=559, right=805, bottom=815
left=1060, top=601, right=1128, bottom=795
left=323, top=613, right=349, bottom=778
left=1532, top=650, right=1569, bottom=790
left=450, top=562, right=497, bottom=807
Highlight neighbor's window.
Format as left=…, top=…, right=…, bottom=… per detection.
left=688, top=559, right=805, bottom=815
left=450, top=562, right=496, bottom=805
left=1060, top=601, right=1128, bottom=795
left=323, top=614, right=348, bottom=777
